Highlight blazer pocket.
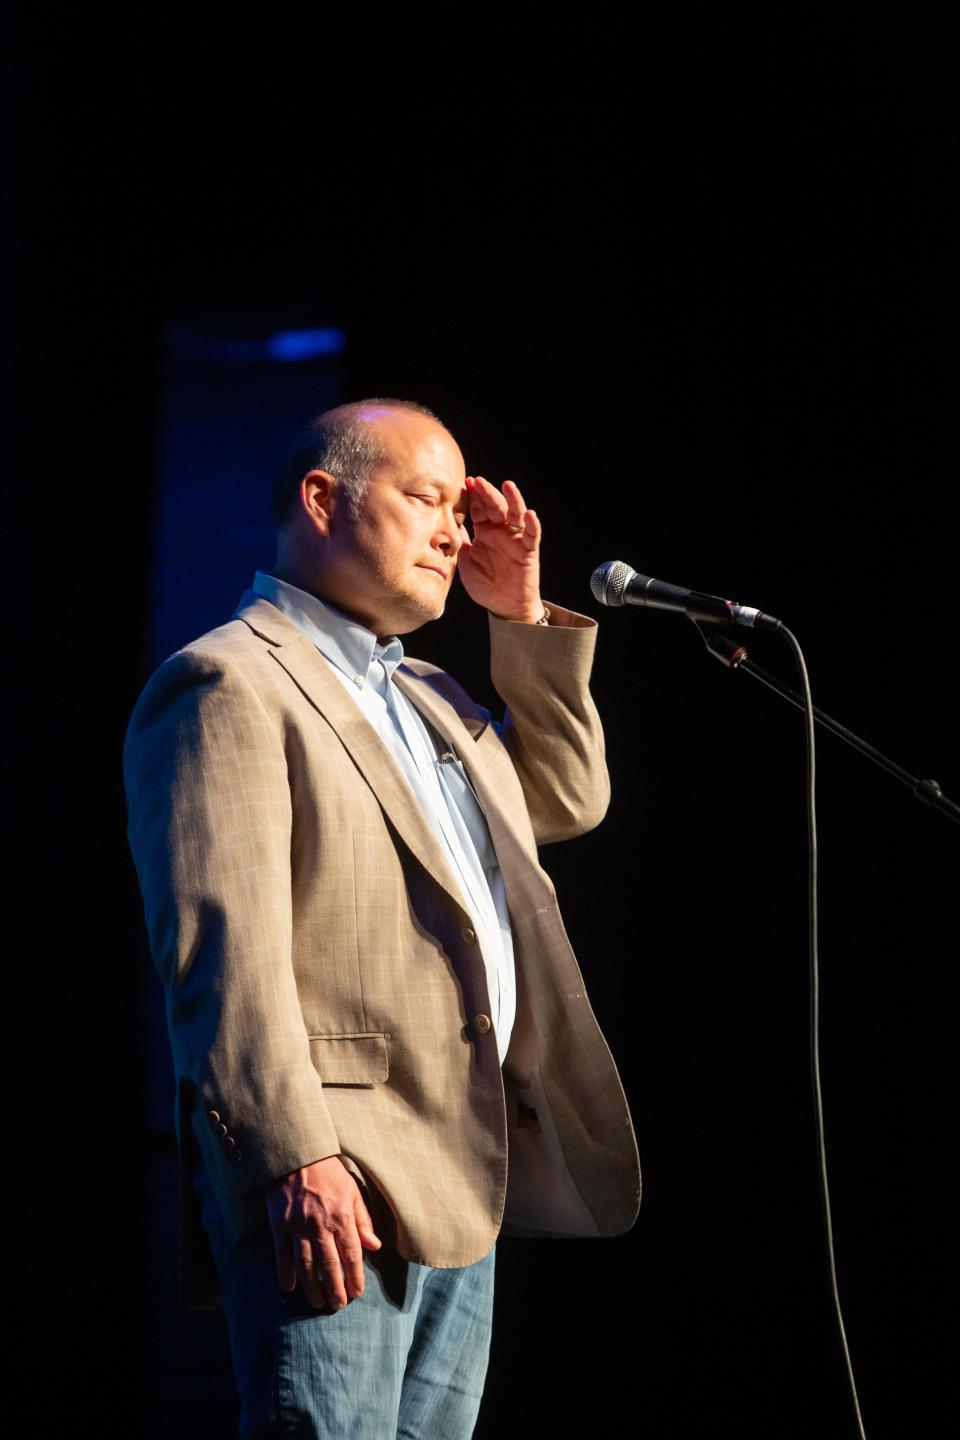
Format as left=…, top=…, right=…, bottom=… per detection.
left=308, top=1032, right=390, bottom=1087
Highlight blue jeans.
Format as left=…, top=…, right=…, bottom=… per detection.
left=192, top=1161, right=495, bottom=1439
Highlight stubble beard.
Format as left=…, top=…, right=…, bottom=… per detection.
left=370, top=564, right=451, bottom=637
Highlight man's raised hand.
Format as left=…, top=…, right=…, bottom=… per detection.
left=457, top=476, right=545, bottom=624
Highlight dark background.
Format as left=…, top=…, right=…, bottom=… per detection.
left=9, top=7, right=958, bottom=1437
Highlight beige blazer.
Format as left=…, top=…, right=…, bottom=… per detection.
left=124, top=593, right=640, bottom=1303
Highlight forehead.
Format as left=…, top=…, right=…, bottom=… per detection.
left=365, top=410, right=465, bottom=488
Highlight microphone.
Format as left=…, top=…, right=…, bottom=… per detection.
left=590, top=560, right=782, bottom=631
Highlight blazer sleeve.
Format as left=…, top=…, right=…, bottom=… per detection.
left=123, top=646, right=341, bottom=1203
left=487, top=601, right=611, bottom=845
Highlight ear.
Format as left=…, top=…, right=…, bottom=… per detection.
left=300, top=469, right=338, bottom=537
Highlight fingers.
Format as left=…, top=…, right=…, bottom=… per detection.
left=294, top=1234, right=328, bottom=1310
left=283, top=1230, right=363, bottom=1312
left=280, top=1215, right=377, bottom=1311
left=464, top=475, right=506, bottom=525
left=354, top=1192, right=382, bottom=1252
left=266, top=1159, right=382, bottom=1312
left=314, top=1232, right=352, bottom=1309
left=466, top=476, right=537, bottom=545
left=288, top=1228, right=367, bottom=1311
left=502, top=479, right=528, bottom=528
left=522, top=508, right=541, bottom=551
left=330, top=1228, right=368, bottom=1307
left=271, top=1222, right=297, bottom=1293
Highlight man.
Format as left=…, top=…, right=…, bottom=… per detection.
left=124, top=399, right=640, bottom=1437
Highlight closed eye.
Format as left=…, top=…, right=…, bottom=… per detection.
left=409, top=493, right=469, bottom=526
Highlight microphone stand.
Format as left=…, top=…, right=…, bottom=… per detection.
left=693, top=623, right=960, bottom=826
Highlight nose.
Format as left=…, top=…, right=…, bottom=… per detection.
left=433, top=504, right=465, bottom=556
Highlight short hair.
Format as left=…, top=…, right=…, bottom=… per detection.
left=273, top=398, right=442, bottom=528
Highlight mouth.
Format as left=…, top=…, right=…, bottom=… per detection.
left=417, top=564, right=449, bottom=580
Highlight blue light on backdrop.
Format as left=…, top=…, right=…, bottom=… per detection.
left=267, top=327, right=346, bottom=361
left=166, top=324, right=346, bottom=365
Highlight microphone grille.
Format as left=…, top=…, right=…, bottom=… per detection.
left=590, top=560, right=634, bottom=607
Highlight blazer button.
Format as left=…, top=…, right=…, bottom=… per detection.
left=208, top=1110, right=221, bottom=1123
left=473, top=1013, right=493, bottom=1035
left=232, top=1150, right=243, bottom=1163
left=224, top=1135, right=236, bottom=1149
left=216, top=1123, right=228, bottom=1137
left=462, top=926, right=478, bottom=944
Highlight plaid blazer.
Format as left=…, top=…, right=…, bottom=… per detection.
left=124, top=593, right=640, bottom=1303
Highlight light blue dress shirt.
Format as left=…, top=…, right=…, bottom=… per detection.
left=251, top=571, right=517, bottom=1061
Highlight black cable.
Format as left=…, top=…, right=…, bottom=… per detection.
left=780, top=624, right=867, bottom=1440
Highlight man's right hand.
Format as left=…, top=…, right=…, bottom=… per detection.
left=264, top=1155, right=382, bottom=1310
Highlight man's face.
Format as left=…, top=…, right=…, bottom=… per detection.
left=320, top=409, right=469, bottom=637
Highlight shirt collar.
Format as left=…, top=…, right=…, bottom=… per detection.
left=252, top=571, right=405, bottom=687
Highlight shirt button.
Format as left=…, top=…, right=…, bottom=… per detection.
left=473, top=1013, right=493, bottom=1035
left=461, top=927, right=477, bottom=944
left=353, top=674, right=364, bottom=687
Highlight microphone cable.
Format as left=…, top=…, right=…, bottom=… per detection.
left=780, top=624, right=868, bottom=1440
left=593, top=559, right=871, bottom=1434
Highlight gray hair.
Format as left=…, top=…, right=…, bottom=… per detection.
left=273, top=398, right=441, bottom=527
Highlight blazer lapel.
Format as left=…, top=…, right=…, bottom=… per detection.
left=232, top=594, right=469, bottom=915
